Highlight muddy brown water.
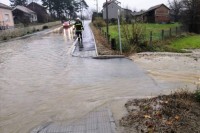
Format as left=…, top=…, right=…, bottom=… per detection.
left=0, top=21, right=197, bottom=133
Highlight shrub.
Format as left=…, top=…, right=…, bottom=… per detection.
left=3, top=36, right=7, bottom=40
left=32, top=27, right=36, bottom=32
left=121, top=22, right=146, bottom=52
left=110, top=18, right=117, bottom=25
left=43, top=25, right=48, bottom=29
left=93, top=17, right=106, bottom=27
left=195, top=88, right=200, bottom=102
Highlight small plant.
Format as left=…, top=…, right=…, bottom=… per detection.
left=32, top=27, right=36, bottom=32
left=93, top=17, right=106, bottom=27
left=43, top=25, right=48, bottom=29
left=121, top=22, right=146, bottom=52
left=195, top=87, right=200, bottom=102
left=3, top=36, right=7, bottom=40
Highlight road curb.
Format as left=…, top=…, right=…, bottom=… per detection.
left=108, top=108, right=117, bottom=133
left=89, top=23, right=99, bottom=57
left=92, top=55, right=125, bottom=59
left=0, top=25, right=62, bottom=43
left=70, top=38, right=78, bottom=55
left=89, top=23, right=125, bottom=59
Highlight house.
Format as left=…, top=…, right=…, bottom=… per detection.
left=102, top=0, right=121, bottom=20
left=145, top=4, right=170, bottom=23
left=133, top=4, right=170, bottom=23
left=0, top=3, right=14, bottom=30
left=27, top=2, right=49, bottom=23
left=121, top=8, right=133, bottom=23
left=12, top=5, right=37, bottom=24
left=132, top=10, right=146, bottom=22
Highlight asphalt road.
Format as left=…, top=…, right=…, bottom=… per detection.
left=0, top=21, right=164, bottom=133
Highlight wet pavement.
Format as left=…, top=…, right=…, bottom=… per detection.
left=0, top=21, right=191, bottom=133
left=72, top=21, right=96, bottom=58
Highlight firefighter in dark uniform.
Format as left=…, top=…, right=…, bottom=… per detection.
left=74, top=18, right=84, bottom=42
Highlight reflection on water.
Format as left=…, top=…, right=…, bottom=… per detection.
left=63, top=27, right=74, bottom=41
left=0, top=32, right=75, bottom=133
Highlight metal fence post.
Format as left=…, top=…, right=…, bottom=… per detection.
left=101, top=29, right=103, bottom=34
left=111, top=38, right=116, bottom=50
left=149, top=31, right=152, bottom=46
left=135, top=34, right=138, bottom=44
left=176, top=27, right=178, bottom=35
left=108, top=34, right=110, bottom=42
left=161, top=30, right=164, bottom=40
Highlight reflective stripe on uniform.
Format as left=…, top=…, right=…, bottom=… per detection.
left=75, top=23, right=82, bottom=26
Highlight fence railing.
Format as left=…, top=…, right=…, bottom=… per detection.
left=94, top=24, right=186, bottom=51
left=148, top=26, right=185, bottom=45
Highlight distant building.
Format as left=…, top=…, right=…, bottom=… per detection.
left=133, top=4, right=171, bottom=23
left=27, top=2, right=49, bottom=23
left=12, top=5, right=37, bottom=24
left=146, top=4, right=170, bottom=23
left=132, top=10, right=146, bottom=22
left=121, top=8, right=133, bottom=23
left=0, top=3, right=14, bottom=29
left=102, top=0, right=121, bottom=20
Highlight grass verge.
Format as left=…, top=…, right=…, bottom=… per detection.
left=90, top=23, right=120, bottom=55
left=169, top=35, right=200, bottom=50
left=148, top=34, right=200, bottom=53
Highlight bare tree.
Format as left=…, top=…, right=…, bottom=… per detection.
left=168, top=0, right=183, bottom=22
left=181, top=0, right=200, bottom=33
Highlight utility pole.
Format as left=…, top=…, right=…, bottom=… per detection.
left=117, top=9, right=122, bottom=54
left=32, top=0, right=34, bottom=10
left=106, top=0, right=109, bottom=41
left=96, top=0, right=98, bottom=12
left=80, top=0, right=82, bottom=19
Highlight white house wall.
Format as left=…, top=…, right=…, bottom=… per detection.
left=0, top=8, right=14, bottom=28
left=103, top=2, right=121, bottom=19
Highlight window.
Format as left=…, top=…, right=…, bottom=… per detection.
left=4, top=14, right=10, bottom=22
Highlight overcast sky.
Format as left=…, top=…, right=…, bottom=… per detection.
left=1, top=0, right=169, bottom=11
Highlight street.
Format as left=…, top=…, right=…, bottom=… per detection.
left=0, top=21, right=184, bottom=133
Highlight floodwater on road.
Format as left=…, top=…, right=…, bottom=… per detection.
left=0, top=30, right=75, bottom=133
left=0, top=21, right=194, bottom=133
left=0, top=31, right=155, bottom=133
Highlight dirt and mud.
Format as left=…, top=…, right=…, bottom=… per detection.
left=129, top=50, right=200, bottom=89
left=118, top=50, right=200, bottom=133
left=120, top=90, right=200, bottom=133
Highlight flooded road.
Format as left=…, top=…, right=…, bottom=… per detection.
left=0, top=29, right=75, bottom=133
left=0, top=21, right=187, bottom=133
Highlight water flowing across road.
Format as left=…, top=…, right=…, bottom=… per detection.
left=0, top=21, right=187, bottom=133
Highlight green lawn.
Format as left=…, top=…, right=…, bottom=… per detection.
left=102, top=23, right=200, bottom=52
left=104, top=23, right=180, bottom=41
left=169, top=35, right=200, bottom=50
